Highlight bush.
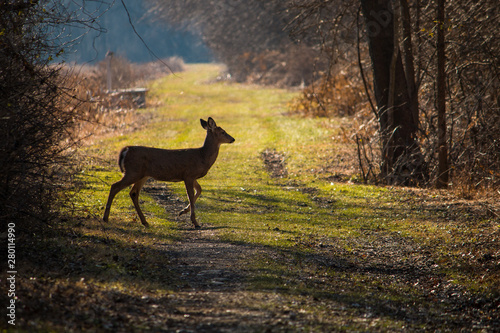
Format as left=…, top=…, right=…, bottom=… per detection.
left=0, top=3, right=81, bottom=226
left=289, top=60, right=370, bottom=117
left=226, top=45, right=324, bottom=87
left=96, top=55, right=184, bottom=90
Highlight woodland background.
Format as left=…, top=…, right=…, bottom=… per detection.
left=1, top=1, right=499, bottom=331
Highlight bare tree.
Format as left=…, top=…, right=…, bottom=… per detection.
left=359, top=0, right=427, bottom=185
left=289, top=0, right=499, bottom=189
left=436, top=0, right=449, bottom=188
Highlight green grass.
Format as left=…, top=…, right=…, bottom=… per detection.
left=81, top=64, right=497, bottom=290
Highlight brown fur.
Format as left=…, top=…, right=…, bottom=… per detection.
left=103, top=118, right=235, bottom=228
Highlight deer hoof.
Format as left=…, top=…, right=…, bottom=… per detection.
left=194, top=225, right=201, bottom=230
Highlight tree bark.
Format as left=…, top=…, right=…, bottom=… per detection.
left=400, top=0, right=419, bottom=128
left=436, top=0, right=449, bottom=188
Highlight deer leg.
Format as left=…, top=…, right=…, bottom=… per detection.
left=183, top=179, right=201, bottom=229
left=179, top=180, right=202, bottom=216
left=103, top=174, right=137, bottom=222
left=129, top=177, right=149, bottom=227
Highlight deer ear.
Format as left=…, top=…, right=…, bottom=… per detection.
left=207, top=117, right=217, bottom=129
left=200, top=119, right=208, bottom=130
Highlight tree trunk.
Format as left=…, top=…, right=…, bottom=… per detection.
left=436, top=0, right=449, bottom=188
left=360, top=0, right=427, bottom=185
left=400, top=0, right=419, bottom=128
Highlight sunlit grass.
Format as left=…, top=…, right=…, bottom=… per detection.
left=77, top=65, right=498, bottom=286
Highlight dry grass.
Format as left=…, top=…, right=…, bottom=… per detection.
left=228, top=44, right=324, bottom=87
left=61, top=56, right=184, bottom=144
left=289, top=60, right=370, bottom=118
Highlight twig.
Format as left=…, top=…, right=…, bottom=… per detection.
left=356, top=5, right=377, bottom=119
left=355, top=134, right=367, bottom=183
left=119, top=0, right=179, bottom=77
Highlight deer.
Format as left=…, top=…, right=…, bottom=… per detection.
left=102, top=117, right=235, bottom=229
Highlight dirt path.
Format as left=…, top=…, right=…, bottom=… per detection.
left=143, top=180, right=499, bottom=332
left=167, top=227, right=247, bottom=291
left=145, top=182, right=256, bottom=291
left=145, top=182, right=252, bottom=291
left=160, top=229, right=283, bottom=332
left=144, top=182, right=283, bottom=331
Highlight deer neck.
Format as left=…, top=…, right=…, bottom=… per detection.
left=201, top=132, right=220, bottom=166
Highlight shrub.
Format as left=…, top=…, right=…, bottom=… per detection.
left=227, top=45, right=324, bottom=87
left=0, top=3, right=81, bottom=226
left=289, top=60, right=370, bottom=117
left=96, top=55, right=184, bottom=90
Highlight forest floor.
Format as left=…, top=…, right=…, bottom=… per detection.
left=4, top=64, right=499, bottom=332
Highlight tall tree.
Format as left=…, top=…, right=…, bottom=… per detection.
left=436, top=0, right=449, bottom=188
left=360, top=0, right=427, bottom=185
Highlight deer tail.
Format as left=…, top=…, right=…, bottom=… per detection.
left=118, top=147, right=129, bottom=173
